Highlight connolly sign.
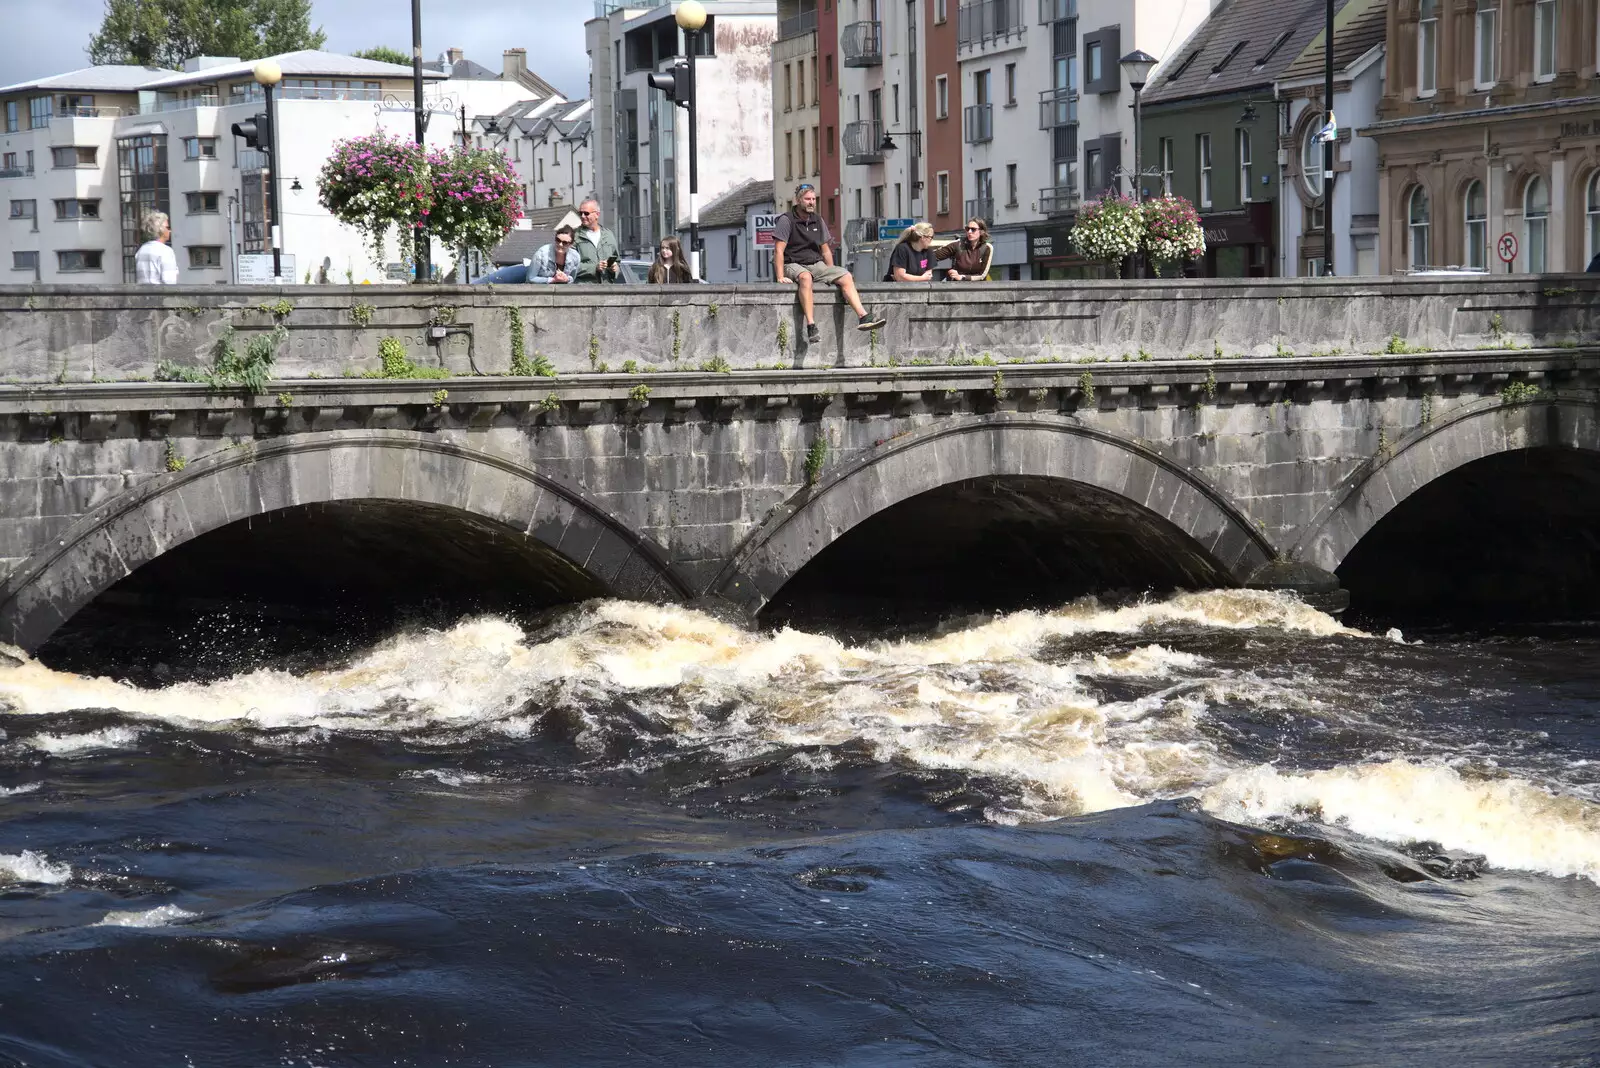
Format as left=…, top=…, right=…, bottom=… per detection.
left=1560, top=118, right=1598, bottom=138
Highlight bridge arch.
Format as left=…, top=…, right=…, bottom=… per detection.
left=0, top=430, right=691, bottom=652
left=711, top=414, right=1274, bottom=614
left=1294, top=396, right=1600, bottom=574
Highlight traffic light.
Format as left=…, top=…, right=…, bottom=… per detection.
left=648, top=61, right=692, bottom=109
left=231, top=112, right=271, bottom=153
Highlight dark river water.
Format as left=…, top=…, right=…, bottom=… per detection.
left=0, top=591, right=1596, bottom=1066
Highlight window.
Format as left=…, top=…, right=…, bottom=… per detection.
left=1253, top=30, right=1293, bottom=70
left=1475, top=0, right=1498, bottom=87
left=827, top=125, right=835, bottom=155
left=872, top=183, right=885, bottom=217
left=578, top=161, right=584, bottom=185
left=538, top=159, right=545, bottom=181
left=784, top=64, right=793, bottom=111
left=785, top=131, right=794, bottom=179
left=1006, top=163, right=1018, bottom=206
left=513, top=139, right=521, bottom=161
left=1210, top=40, right=1248, bottom=78
left=894, top=181, right=902, bottom=216
left=1418, top=0, right=1438, bottom=95
left=973, top=70, right=990, bottom=107
left=1465, top=179, right=1487, bottom=270
left=52, top=146, right=96, bottom=168
left=1085, top=148, right=1103, bottom=195
left=29, top=96, right=51, bottom=129
left=182, top=136, right=218, bottom=160
left=1004, top=64, right=1017, bottom=106
left=1197, top=133, right=1212, bottom=208
left=13, top=251, right=38, bottom=272
left=53, top=198, right=99, bottom=220
left=1302, top=124, right=1324, bottom=197
left=797, top=60, right=806, bottom=107
left=3, top=101, right=15, bottom=133
left=935, top=76, right=949, bottom=119
left=937, top=171, right=950, bottom=214
left=892, top=83, right=900, bottom=124
left=1525, top=176, right=1549, bottom=272
left=1534, top=0, right=1557, bottom=80
left=728, top=233, right=739, bottom=270
left=1588, top=172, right=1600, bottom=263
left=825, top=54, right=833, bottom=84
left=1237, top=129, right=1252, bottom=204
left=56, top=249, right=103, bottom=272
left=8, top=199, right=34, bottom=220
left=812, top=127, right=819, bottom=174
left=1159, top=137, right=1174, bottom=195
left=798, top=133, right=807, bottom=176
left=188, top=245, right=222, bottom=269
left=1086, top=41, right=1102, bottom=84
left=185, top=191, right=220, bottom=214
left=935, top=0, right=947, bottom=23
left=1408, top=186, right=1430, bottom=269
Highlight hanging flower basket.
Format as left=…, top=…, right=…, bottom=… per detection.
left=1142, top=194, right=1207, bottom=273
left=317, top=129, right=431, bottom=264
left=1070, top=194, right=1143, bottom=264
left=426, top=146, right=524, bottom=258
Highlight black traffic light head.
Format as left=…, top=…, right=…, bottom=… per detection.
left=647, top=61, right=692, bottom=109
left=231, top=112, right=272, bottom=153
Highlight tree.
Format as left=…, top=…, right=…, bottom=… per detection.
left=351, top=46, right=410, bottom=66
left=87, top=0, right=327, bottom=70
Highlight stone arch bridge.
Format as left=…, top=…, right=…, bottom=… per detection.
left=1, top=278, right=1598, bottom=650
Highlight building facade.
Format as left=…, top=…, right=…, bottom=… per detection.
left=0, top=49, right=566, bottom=286
left=1364, top=0, right=1600, bottom=273
left=587, top=1, right=777, bottom=256
left=679, top=177, right=777, bottom=280
left=774, top=0, right=821, bottom=217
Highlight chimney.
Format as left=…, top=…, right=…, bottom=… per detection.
left=504, top=48, right=527, bottom=82
left=446, top=46, right=464, bottom=65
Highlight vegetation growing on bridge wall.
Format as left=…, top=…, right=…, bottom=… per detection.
left=804, top=435, right=828, bottom=487
left=155, top=326, right=284, bottom=394
left=506, top=307, right=554, bottom=377
left=374, top=337, right=448, bottom=380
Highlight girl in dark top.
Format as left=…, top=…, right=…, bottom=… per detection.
left=886, top=222, right=937, bottom=281
left=647, top=237, right=694, bottom=283
left=937, top=217, right=994, bottom=281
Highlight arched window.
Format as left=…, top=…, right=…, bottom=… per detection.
left=1524, top=176, right=1549, bottom=273
left=1465, top=180, right=1487, bottom=270
left=1302, top=123, right=1323, bottom=198
left=1408, top=186, right=1430, bottom=269
left=1587, top=172, right=1600, bottom=266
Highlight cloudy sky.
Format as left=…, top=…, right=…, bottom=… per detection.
left=1, top=0, right=593, bottom=99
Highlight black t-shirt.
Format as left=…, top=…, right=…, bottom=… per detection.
left=886, top=242, right=932, bottom=281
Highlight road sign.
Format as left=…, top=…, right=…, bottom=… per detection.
left=752, top=213, right=780, bottom=247
left=1497, top=232, right=1518, bottom=264
left=236, top=253, right=296, bottom=284
left=878, top=218, right=915, bottom=241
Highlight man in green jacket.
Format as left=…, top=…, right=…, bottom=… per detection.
left=573, top=198, right=621, bottom=283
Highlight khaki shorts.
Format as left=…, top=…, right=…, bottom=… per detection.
left=785, top=262, right=851, bottom=285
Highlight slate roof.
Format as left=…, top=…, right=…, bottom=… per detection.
left=139, top=50, right=448, bottom=90
left=694, top=179, right=775, bottom=230
left=0, top=65, right=180, bottom=95
left=488, top=207, right=583, bottom=265
left=1280, top=0, right=1387, bottom=82
left=1141, top=0, right=1360, bottom=106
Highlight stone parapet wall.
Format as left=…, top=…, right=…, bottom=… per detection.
left=1, top=276, right=1598, bottom=384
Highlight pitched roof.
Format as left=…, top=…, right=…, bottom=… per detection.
left=140, top=50, right=449, bottom=89
left=694, top=179, right=775, bottom=230
left=0, top=65, right=180, bottom=95
left=1280, top=0, right=1387, bottom=82
left=1141, top=0, right=1360, bottom=105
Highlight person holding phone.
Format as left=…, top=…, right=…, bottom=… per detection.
left=573, top=198, right=621, bottom=283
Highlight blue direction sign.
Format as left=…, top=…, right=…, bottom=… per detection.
left=878, top=218, right=915, bottom=240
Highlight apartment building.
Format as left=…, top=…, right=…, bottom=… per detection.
left=1363, top=0, right=1600, bottom=273
left=774, top=1, right=821, bottom=213
left=587, top=1, right=777, bottom=256
left=0, top=50, right=564, bottom=285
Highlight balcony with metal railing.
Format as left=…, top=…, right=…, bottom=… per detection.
left=963, top=104, right=993, bottom=144
left=594, top=0, right=667, bottom=15
left=959, top=0, right=1027, bottom=51
left=778, top=6, right=818, bottom=40
left=1039, top=185, right=1079, bottom=216
left=0, top=167, right=34, bottom=179
left=965, top=197, right=995, bottom=223
left=1037, top=0, right=1076, bottom=23
left=843, top=216, right=885, bottom=247
left=841, top=21, right=882, bottom=66
left=841, top=120, right=885, bottom=165
left=1038, top=87, right=1078, bottom=129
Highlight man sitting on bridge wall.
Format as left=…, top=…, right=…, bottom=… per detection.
left=773, top=183, right=886, bottom=345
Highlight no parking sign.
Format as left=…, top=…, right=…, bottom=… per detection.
left=1497, top=232, right=1518, bottom=264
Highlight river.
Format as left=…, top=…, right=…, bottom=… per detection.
left=0, top=591, right=1596, bottom=1065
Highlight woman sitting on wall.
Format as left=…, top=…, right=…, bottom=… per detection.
left=885, top=222, right=937, bottom=282
left=647, top=237, right=694, bottom=283
left=937, top=218, right=994, bottom=282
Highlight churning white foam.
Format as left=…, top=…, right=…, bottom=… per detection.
left=0, top=782, right=40, bottom=796
left=93, top=904, right=199, bottom=928
left=27, top=726, right=143, bottom=756
left=0, top=850, right=73, bottom=885
left=0, top=590, right=1594, bottom=882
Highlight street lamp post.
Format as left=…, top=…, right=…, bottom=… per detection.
left=677, top=1, right=706, bottom=281
left=1322, top=0, right=1335, bottom=276
left=1119, top=49, right=1158, bottom=277
left=411, top=0, right=429, bottom=284
left=252, top=60, right=284, bottom=282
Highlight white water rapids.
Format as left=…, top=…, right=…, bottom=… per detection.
left=1, top=590, right=1597, bottom=883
